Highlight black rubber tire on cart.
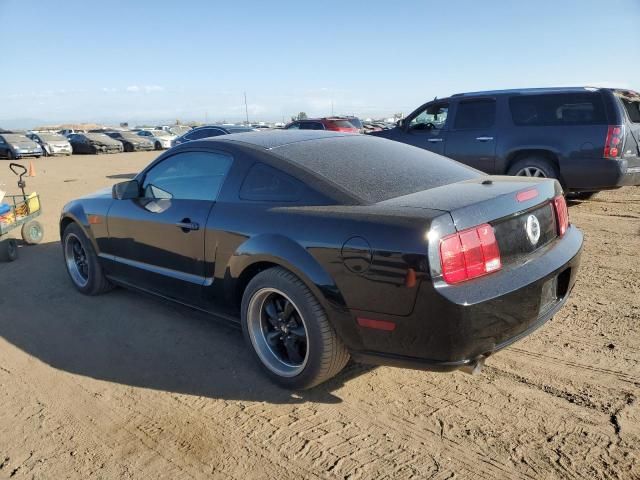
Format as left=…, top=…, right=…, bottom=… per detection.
left=21, top=220, right=44, bottom=245
left=0, top=239, right=18, bottom=262
left=241, top=266, right=350, bottom=390
left=62, top=222, right=113, bottom=295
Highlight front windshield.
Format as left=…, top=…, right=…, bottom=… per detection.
left=409, top=104, right=448, bottom=130
left=86, top=133, right=111, bottom=141
left=39, top=133, right=67, bottom=141
left=3, top=134, right=29, bottom=142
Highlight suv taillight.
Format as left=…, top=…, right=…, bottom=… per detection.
left=553, top=195, right=569, bottom=236
left=439, top=224, right=501, bottom=284
left=604, top=125, right=625, bottom=159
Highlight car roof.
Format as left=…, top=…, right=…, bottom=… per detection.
left=449, top=86, right=610, bottom=98
left=212, top=129, right=345, bottom=149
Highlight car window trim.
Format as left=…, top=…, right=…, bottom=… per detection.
left=406, top=101, right=451, bottom=131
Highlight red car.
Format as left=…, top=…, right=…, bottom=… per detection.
left=285, top=117, right=359, bottom=133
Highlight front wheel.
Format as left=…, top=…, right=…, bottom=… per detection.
left=7, top=150, right=14, bottom=160
left=155, top=141, right=162, bottom=150
left=241, top=267, right=350, bottom=389
left=62, top=223, right=113, bottom=295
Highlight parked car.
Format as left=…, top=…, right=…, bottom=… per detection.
left=370, top=87, right=640, bottom=196
left=163, top=125, right=192, bottom=137
left=285, top=117, right=359, bottom=133
left=27, top=132, right=72, bottom=156
left=58, top=128, right=86, bottom=137
left=136, top=129, right=176, bottom=150
left=0, top=134, right=42, bottom=159
left=104, top=131, right=154, bottom=152
left=171, top=125, right=258, bottom=147
left=68, top=133, right=124, bottom=154
left=59, top=130, right=582, bottom=389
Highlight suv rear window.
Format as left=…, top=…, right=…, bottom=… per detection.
left=509, top=93, right=606, bottom=126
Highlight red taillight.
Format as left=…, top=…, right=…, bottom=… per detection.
left=439, top=223, right=502, bottom=284
left=604, top=125, right=624, bottom=159
left=553, top=195, right=569, bottom=236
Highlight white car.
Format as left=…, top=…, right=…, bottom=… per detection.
left=136, top=130, right=176, bottom=150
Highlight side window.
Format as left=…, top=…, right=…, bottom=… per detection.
left=142, top=151, right=233, bottom=201
left=239, top=163, right=303, bottom=202
left=409, top=104, right=449, bottom=131
left=0, top=137, right=5, bottom=144
left=286, top=122, right=300, bottom=130
left=299, top=122, right=323, bottom=130
left=453, top=100, right=496, bottom=129
left=509, top=93, right=606, bottom=126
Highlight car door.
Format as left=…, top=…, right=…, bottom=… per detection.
left=393, top=103, right=449, bottom=154
left=105, top=150, right=233, bottom=302
left=444, top=98, right=498, bottom=172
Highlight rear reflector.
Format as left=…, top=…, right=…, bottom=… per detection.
left=516, top=188, right=539, bottom=202
left=553, top=195, right=569, bottom=236
left=604, top=125, right=624, bottom=159
left=357, top=317, right=396, bottom=331
left=439, top=223, right=502, bottom=284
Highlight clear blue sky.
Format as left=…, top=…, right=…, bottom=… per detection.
left=1, top=0, right=639, bottom=127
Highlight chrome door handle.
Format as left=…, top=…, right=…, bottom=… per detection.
left=427, top=138, right=443, bottom=143
left=476, top=136, right=494, bottom=141
left=176, top=219, right=200, bottom=232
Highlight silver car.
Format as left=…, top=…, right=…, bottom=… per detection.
left=28, top=132, right=72, bottom=156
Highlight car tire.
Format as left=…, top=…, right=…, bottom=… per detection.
left=21, top=220, right=44, bottom=245
left=0, top=238, right=18, bottom=262
left=62, top=223, right=113, bottom=295
left=124, top=143, right=133, bottom=153
left=241, top=267, right=350, bottom=389
left=508, top=156, right=560, bottom=180
left=154, top=141, right=162, bottom=150
left=7, top=150, right=14, bottom=160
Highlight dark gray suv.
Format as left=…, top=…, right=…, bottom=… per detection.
left=371, top=87, right=640, bottom=195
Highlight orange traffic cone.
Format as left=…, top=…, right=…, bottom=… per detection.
left=28, top=161, right=36, bottom=177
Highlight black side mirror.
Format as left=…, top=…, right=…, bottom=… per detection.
left=112, top=180, right=140, bottom=200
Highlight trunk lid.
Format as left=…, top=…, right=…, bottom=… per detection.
left=380, top=176, right=562, bottom=265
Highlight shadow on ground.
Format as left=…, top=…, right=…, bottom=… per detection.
left=0, top=241, right=375, bottom=404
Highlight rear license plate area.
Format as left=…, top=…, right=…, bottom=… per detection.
left=539, top=276, right=558, bottom=314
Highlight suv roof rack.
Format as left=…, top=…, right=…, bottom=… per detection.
left=450, top=86, right=601, bottom=97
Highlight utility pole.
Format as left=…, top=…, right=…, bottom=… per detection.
left=244, top=92, right=249, bottom=125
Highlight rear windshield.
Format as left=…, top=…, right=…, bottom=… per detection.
left=331, top=120, right=357, bottom=129
left=509, top=93, right=606, bottom=126
left=273, top=135, right=480, bottom=204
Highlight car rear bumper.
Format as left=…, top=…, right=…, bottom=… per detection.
left=561, top=157, right=640, bottom=191
left=348, top=225, right=583, bottom=371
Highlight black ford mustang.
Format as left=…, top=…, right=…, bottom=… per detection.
left=60, top=131, right=583, bottom=389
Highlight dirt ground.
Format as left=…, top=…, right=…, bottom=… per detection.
left=0, top=152, right=638, bottom=479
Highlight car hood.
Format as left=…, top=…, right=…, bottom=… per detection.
left=12, top=140, right=40, bottom=148
left=80, top=186, right=113, bottom=199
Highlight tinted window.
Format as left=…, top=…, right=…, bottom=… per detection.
left=299, top=122, right=324, bottom=130
left=509, top=93, right=606, bottom=126
left=286, top=123, right=300, bottom=130
left=454, top=100, right=496, bottom=129
left=142, top=151, right=232, bottom=201
left=240, top=163, right=303, bottom=202
left=330, top=120, right=356, bottom=129
left=187, top=128, right=224, bottom=140
left=619, top=97, right=640, bottom=123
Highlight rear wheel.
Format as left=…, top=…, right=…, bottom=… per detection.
left=155, top=141, right=162, bottom=150
left=124, top=143, right=133, bottom=152
left=21, top=220, right=44, bottom=244
left=62, top=223, right=113, bottom=295
left=508, top=156, right=559, bottom=180
left=241, top=267, right=350, bottom=389
left=0, top=238, right=18, bottom=262
left=570, top=192, right=598, bottom=201
left=7, top=150, right=14, bottom=160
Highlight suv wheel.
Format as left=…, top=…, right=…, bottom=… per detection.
left=241, top=267, right=350, bottom=389
left=508, top=156, right=560, bottom=180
